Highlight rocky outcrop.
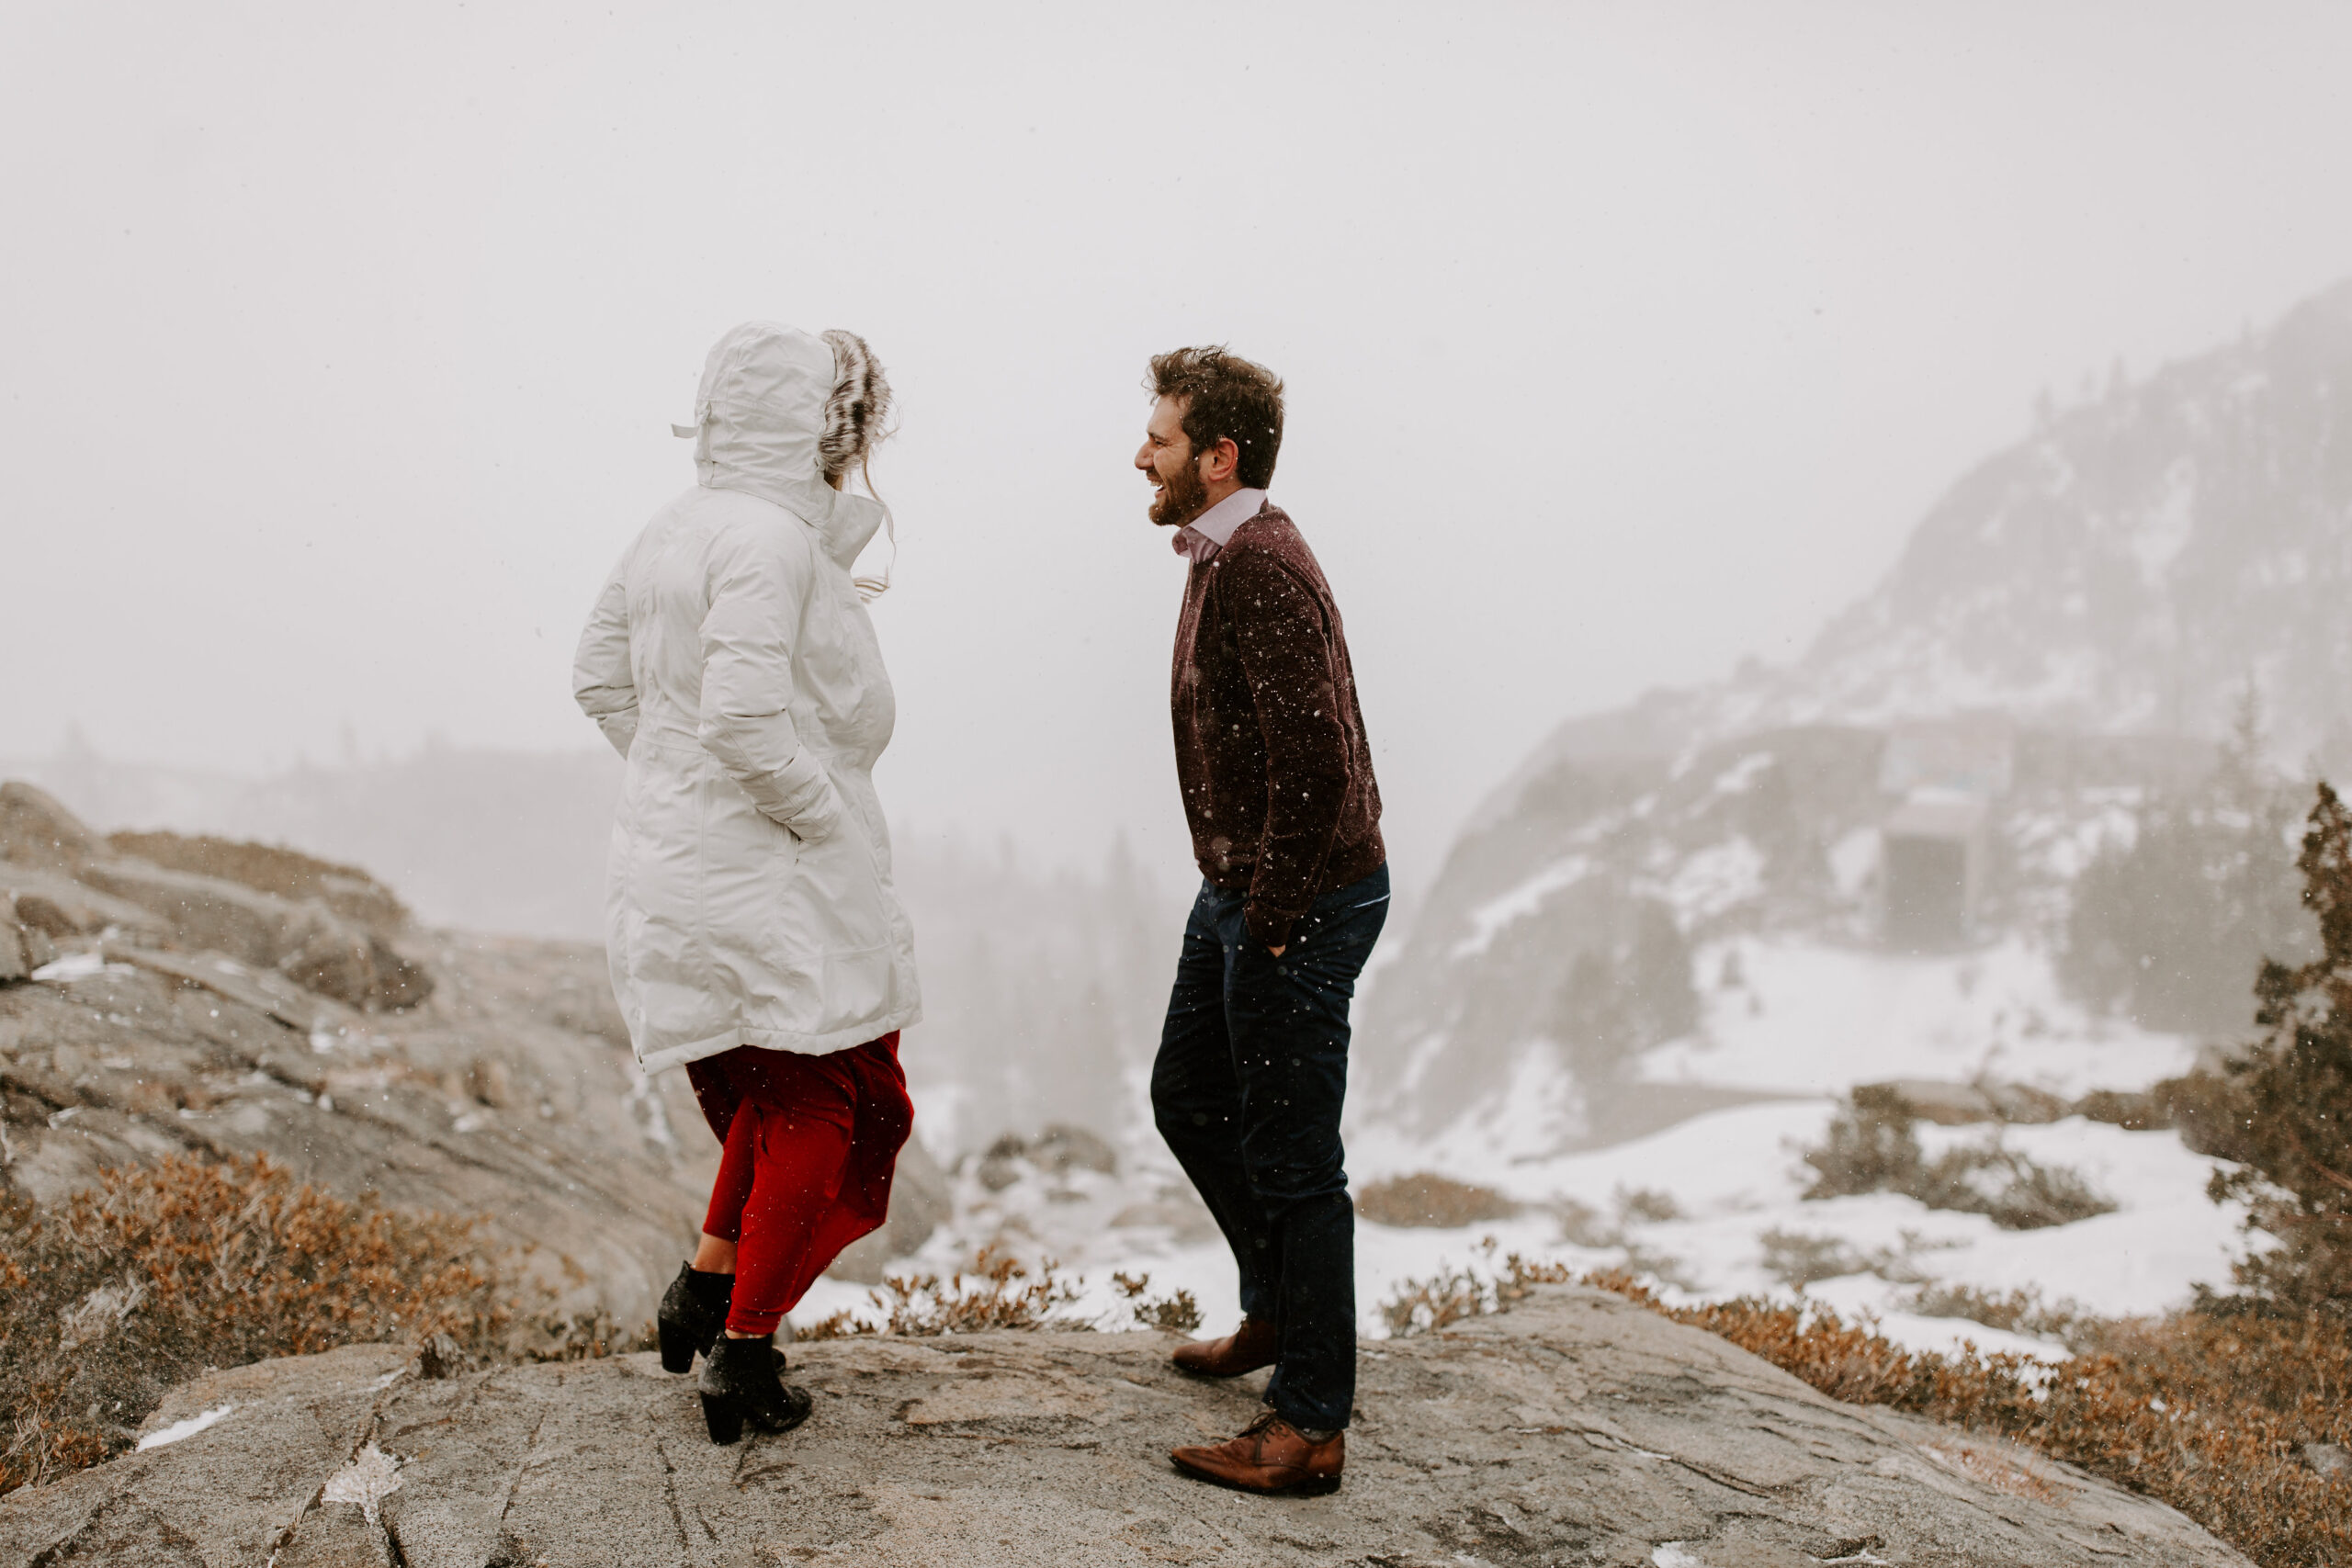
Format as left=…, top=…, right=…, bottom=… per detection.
left=73, top=856, right=433, bottom=1010
left=0, top=1284, right=2249, bottom=1567
left=1, top=790, right=432, bottom=1011
left=103, top=829, right=413, bottom=931
left=0, top=782, right=95, bottom=870
left=0, top=896, right=59, bottom=985
left=0, top=783, right=946, bottom=1336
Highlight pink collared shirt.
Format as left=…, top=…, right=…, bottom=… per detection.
left=1170, top=488, right=1270, bottom=564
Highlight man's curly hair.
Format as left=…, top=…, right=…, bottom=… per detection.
left=1146, top=346, right=1285, bottom=490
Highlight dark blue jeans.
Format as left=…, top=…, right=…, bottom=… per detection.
left=1150, top=864, right=1389, bottom=1432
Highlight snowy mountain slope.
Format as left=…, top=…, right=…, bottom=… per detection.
left=1783, top=277, right=2352, bottom=755
left=1358, top=278, right=2352, bottom=1145
left=1478, top=273, right=2352, bottom=839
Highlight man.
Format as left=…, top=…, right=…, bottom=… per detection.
left=1136, top=346, right=1388, bottom=1495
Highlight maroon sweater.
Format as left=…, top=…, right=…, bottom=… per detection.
left=1170, top=502, right=1385, bottom=948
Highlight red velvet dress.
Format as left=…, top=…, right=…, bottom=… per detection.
left=685, top=1032, right=912, bottom=1335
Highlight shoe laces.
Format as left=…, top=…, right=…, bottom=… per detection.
left=1240, top=1407, right=1286, bottom=1439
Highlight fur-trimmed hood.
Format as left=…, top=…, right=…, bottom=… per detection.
left=675, top=321, right=887, bottom=568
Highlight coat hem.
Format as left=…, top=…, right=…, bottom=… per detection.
left=636, top=1001, right=923, bottom=1076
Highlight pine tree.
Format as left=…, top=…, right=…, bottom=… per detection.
left=2213, top=781, right=2352, bottom=1315
left=2060, top=686, right=2312, bottom=1032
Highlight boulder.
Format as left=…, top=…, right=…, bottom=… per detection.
left=973, top=1123, right=1121, bottom=1192
left=1031, top=1122, right=1119, bottom=1176
left=0, top=782, right=95, bottom=869
left=2075, top=1088, right=2169, bottom=1130
left=0, top=1285, right=2255, bottom=1567
left=1983, top=1081, right=2071, bottom=1124
left=0, top=894, right=62, bottom=984
left=104, top=829, right=412, bottom=932
left=976, top=1131, right=1027, bottom=1191
left=0, top=863, right=170, bottom=944
left=74, top=857, right=431, bottom=1010
left=1855, top=1078, right=1996, bottom=1125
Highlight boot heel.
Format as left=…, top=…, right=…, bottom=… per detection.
left=701, top=1392, right=743, bottom=1445
left=659, top=1320, right=696, bottom=1375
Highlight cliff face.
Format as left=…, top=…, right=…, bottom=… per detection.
left=0, top=1284, right=2250, bottom=1568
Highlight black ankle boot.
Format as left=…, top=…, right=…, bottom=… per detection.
left=697, top=1335, right=813, bottom=1445
left=657, top=1263, right=734, bottom=1374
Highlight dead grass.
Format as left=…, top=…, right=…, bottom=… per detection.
left=1585, top=1274, right=2352, bottom=1568
left=797, top=1253, right=1202, bottom=1339
left=796, top=1247, right=1088, bottom=1338
left=1354, top=1171, right=1521, bottom=1228
left=0, top=1154, right=511, bottom=1494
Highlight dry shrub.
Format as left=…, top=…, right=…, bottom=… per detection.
left=797, top=1247, right=1086, bottom=1339
left=1553, top=1197, right=1617, bottom=1247
left=1907, top=1282, right=2093, bottom=1343
left=1381, top=1245, right=1575, bottom=1337
left=1801, top=1100, right=2114, bottom=1228
left=1757, top=1228, right=1943, bottom=1291
left=1802, top=1097, right=1926, bottom=1197
left=1354, top=1171, right=1520, bottom=1228
left=1913, top=1143, right=2116, bottom=1229
left=1379, top=1264, right=1492, bottom=1338
left=0, top=1154, right=509, bottom=1494
left=1111, top=1271, right=1203, bottom=1333
left=1587, top=1275, right=2352, bottom=1568
left=1614, top=1186, right=1681, bottom=1224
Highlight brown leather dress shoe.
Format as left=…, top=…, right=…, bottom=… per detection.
left=1170, top=1315, right=1279, bottom=1377
left=1170, top=1409, right=1343, bottom=1495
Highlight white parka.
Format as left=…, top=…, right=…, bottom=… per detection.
left=573, top=322, right=921, bottom=1073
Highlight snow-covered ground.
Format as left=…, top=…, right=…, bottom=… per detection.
left=1644, top=933, right=2202, bottom=1100
left=799, top=934, right=2249, bottom=1365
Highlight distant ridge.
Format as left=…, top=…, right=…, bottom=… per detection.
left=1478, top=273, right=2352, bottom=836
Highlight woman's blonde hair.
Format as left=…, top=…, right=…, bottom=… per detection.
left=820, top=330, right=896, bottom=601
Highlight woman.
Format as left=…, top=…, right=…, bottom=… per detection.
left=573, top=321, right=921, bottom=1444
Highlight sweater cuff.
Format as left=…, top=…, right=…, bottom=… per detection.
left=1245, top=901, right=1298, bottom=951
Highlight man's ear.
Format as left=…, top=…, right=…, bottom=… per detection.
left=1201, top=436, right=1242, bottom=484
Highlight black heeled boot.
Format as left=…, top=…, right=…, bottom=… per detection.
left=657, top=1263, right=734, bottom=1374
left=697, top=1334, right=813, bottom=1445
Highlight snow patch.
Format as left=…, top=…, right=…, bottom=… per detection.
left=31, top=952, right=107, bottom=983
left=1828, top=829, right=1877, bottom=897
left=1450, top=855, right=1591, bottom=958
left=322, top=1441, right=402, bottom=1525
left=1639, top=935, right=2197, bottom=1100
left=1710, top=751, right=1775, bottom=795
left=1659, top=838, right=1765, bottom=923
left=135, top=1404, right=234, bottom=1451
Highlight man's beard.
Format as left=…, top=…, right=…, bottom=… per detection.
left=1149, top=459, right=1211, bottom=529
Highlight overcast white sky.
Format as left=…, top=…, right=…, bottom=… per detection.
left=7, top=1, right=2352, bottom=892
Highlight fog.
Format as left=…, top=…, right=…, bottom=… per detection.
left=10, top=3, right=2352, bottom=889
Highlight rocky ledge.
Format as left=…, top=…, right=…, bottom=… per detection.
left=0, top=1284, right=2246, bottom=1568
